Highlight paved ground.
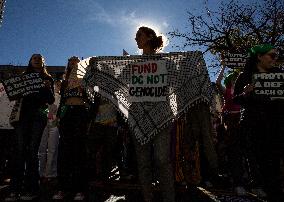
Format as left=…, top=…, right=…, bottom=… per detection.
left=0, top=180, right=270, bottom=202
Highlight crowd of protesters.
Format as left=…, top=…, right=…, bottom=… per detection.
left=213, top=45, right=284, bottom=201
left=0, top=27, right=283, bottom=202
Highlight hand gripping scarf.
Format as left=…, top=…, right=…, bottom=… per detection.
left=79, top=51, right=213, bottom=145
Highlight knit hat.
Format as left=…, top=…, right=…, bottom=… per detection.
left=248, top=44, right=275, bottom=57
left=223, top=71, right=239, bottom=87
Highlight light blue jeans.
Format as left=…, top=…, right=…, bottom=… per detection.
left=38, top=122, right=60, bottom=178
left=132, top=126, right=176, bottom=202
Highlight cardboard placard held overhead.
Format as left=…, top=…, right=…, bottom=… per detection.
left=223, top=53, right=247, bottom=69
left=1, top=72, right=45, bottom=101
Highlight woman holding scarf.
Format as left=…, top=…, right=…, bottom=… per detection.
left=133, top=26, right=176, bottom=202
left=234, top=44, right=284, bottom=200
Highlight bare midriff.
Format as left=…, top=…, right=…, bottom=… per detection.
left=65, top=97, right=86, bottom=106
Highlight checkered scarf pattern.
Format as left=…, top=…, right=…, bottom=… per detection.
left=80, top=51, right=212, bottom=145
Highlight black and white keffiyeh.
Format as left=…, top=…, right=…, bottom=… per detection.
left=79, top=51, right=212, bottom=145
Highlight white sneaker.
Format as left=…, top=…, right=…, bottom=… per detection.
left=19, top=192, right=38, bottom=201
left=5, top=193, right=18, bottom=201
left=251, top=188, right=267, bottom=198
left=52, top=191, right=65, bottom=200
left=73, top=192, right=85, bottom=201
left=234, top=186, right=247, bottom=196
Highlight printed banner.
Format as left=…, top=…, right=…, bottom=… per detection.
left=1, top=72, right=45, bottom=101
left=253, top=73, right=284, bottom=100
left=80, top=51, right=213, bottom=145
left=223, top=53, right=247, bottom=69
left=130, top=60, right=167, bottom=102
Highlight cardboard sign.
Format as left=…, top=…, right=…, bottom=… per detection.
left=0, top=83, right=15, bottom=129
left=224, top=53, right=247, bottom=69
left=1, top=72, right=45, bottom=101
left=0, top=94, right=15, bottom=129
left=0, top=83, right=5, bottom=97
left=253, top=73, right=284, bottom=100
left=129, top=60, right=167, bottom=102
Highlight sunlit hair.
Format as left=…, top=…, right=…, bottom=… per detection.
left=137, top=26, right=163, bottom=52
left=62, top=56, right=80, bottom=90
left=26, top=54, right=51, bottom=77
left=64, top=56, right=80, bottom=81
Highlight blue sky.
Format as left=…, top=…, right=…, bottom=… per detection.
left=0, top=0, right=226, bottom=67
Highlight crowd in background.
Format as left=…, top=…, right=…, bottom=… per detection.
left=0, top=28, right=283, bottom=202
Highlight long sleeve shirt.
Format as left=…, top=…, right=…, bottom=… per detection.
left=234, top=67, right=284, bottom=122
left=20, top=73, right=55, bottom=117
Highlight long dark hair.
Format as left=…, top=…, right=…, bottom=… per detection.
left=138, top=26, right=163, bottom=52
left=26, top=54, right=51, bottom=78
left=243, top=48, right=276, bottom=83
left=243, top=54, right=259, bottom=77
left=61, top=56, right=80, bottom=90
left=243, top=44, right=276, bottom=80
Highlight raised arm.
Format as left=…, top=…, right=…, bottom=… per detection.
left=215, top=64, right=226, bottom=95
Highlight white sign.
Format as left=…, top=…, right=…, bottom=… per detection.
left=129, top=60, right=168, bottom=102
left=0, top=84, right=15, bottom=129
left=0, top=83, right=5, bottom=97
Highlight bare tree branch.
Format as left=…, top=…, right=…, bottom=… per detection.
left=168, top=0, right=284, bottom=72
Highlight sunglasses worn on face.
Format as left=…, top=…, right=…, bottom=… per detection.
left=266, top=52, right=278, bottom=59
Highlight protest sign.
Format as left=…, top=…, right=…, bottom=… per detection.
left=0, top=83, right=15, bottom=129
left=1, top=72, right=45, bottom=101
left=0, top=83, right=5, bottom=97
left=223, top=53, right=247, bottom=69
left=129, top=60, right=167, bottom=102
left=253, top=73, right=284, bottom=100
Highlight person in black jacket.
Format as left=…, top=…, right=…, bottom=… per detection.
left=234, top=44, right=284, bottom=199
left=5, top=54, right=55, bottom=201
